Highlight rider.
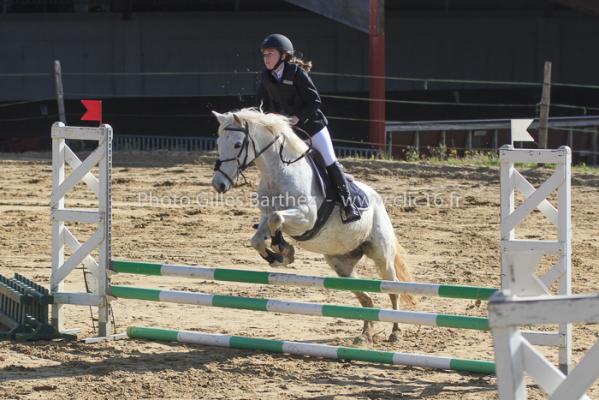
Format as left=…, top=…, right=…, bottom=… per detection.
left=256, top=33, right=361, bottom=223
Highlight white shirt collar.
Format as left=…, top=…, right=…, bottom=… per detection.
left=272, top=63, right=285, bottom=81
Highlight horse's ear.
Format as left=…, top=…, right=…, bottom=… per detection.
left=233, top=114, right=242, bottom=125
left=211, top=110, right=227, bottom=125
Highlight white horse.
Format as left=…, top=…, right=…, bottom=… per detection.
left=211, top=108, right=414, bottom=343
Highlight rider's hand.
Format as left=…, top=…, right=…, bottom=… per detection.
left=289, top=116, right=299, bottom=125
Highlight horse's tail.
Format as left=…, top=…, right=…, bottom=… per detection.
left=395, top=241, right=417, bottom=306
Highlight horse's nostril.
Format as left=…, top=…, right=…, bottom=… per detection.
left=219, top=183, right=226, bottom=192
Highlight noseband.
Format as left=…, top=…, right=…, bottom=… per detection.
left=213, top=122, right=280, bottom=187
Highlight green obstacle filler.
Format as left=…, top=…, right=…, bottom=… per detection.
left=110, top=285, right=490, bottom=331
left=0, top=273, right=67, bottom=341
left=110, top=260, right=497, bottom=301
left=127, top=326, right=496, bottom=375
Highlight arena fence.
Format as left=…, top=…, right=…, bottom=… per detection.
left=113, top=134, right=379, bottom=158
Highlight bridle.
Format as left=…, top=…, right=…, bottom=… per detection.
left=213, top=120, right=313, bottom=187
left=213, top=122, right=280, bottom=187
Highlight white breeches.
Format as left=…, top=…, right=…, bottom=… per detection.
left=310, top=127, right=337, bottom=167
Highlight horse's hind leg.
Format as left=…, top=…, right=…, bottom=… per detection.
left=362, top=208, right=414, bottom=343
left=387, top=293, right=401, bottom=343
left=365, top=240, right=416, bottom=343
left=324, top=250, right=376, bottom=345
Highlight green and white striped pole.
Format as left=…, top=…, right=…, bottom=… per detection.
left=111, top=260, right=496, bottom=301
left=111, top=286, right=489, bottom=331
left=127, top=326, right=495, bottom=374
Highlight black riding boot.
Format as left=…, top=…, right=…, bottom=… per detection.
left=326, top=161, right=361, bottom=224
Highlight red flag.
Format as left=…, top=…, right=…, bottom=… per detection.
left=81, top=100, right=102, bottom=124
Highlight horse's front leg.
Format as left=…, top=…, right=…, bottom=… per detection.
left=251, top=217, right=285, bottom=266
left=270, top=229, right=295, bottom=266
left=266, top=207, right=311, bottom=267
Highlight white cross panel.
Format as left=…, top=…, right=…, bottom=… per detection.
left=499, top=145, right=572, bottom=373
left=50, top=122, right=113, bottom=337
left=490, top=292, right=599, bottom=400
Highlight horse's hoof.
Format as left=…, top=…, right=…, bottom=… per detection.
left=282, top=245, right=295, bottom=263
left=269, top=256, right=293, bottom=268
left=272, top=245, right=295, bottom=265
left=353, top=334, right=373, bottom=346
left=281, top=253, right=294, bottom=266
left=388, top=330, right=402, bottom=343
left=269, top=261, right=284, bottom=268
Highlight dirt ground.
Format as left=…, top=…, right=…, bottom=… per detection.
left=1, top=150, right=598, bottom=400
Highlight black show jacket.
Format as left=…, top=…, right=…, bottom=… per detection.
left=256, top=62, right=328, bottom=136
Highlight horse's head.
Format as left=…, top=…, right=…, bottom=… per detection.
left=211, top=108, right=308, bottom=193
left=211, top=110, right=254, bottom=193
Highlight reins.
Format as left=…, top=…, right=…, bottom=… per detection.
left=214, top=119, right=312, bottom=187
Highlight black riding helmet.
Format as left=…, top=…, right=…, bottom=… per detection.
left=261, top=34, right=294, bottom=55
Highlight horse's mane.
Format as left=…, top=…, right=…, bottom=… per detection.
left=219, top=108, right=309, bottom=157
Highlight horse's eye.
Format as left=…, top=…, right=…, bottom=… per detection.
left=234, top=142, right=242, bottom=149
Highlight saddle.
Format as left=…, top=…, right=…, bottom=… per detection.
left=291, top=150, right=369, bottom=242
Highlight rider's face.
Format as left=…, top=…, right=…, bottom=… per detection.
left=262, top=48, right=282, bottom=70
